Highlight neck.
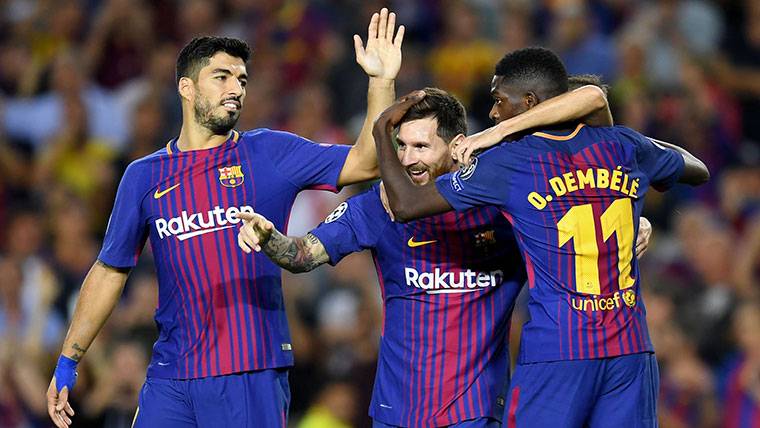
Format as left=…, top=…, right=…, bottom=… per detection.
left=176, top=114, right=232, bottom=151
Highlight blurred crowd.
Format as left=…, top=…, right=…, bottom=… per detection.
left=0, top=0, right=758, bottom=427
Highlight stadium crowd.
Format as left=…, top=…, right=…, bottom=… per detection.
left=0, top=0, right=758, bottom=427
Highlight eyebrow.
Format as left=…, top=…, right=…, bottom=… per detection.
left=211, top=68, right=248, bottom=80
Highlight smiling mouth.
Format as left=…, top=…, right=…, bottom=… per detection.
left=221, top=100, right=241, bottom=111
left=407, top=169, right=428, bottom=181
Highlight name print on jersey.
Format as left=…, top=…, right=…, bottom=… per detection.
left=528, top=165, right=640, bottom=210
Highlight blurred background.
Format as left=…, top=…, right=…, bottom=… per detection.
left=0, top=0, right=758, bottom=427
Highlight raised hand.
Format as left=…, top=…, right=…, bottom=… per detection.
left=354, top=8, right=405, bottom=80
left=236, top=211, right=275, bottom=253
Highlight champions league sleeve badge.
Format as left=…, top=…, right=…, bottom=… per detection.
left=324, top=202, right=348, bottom=223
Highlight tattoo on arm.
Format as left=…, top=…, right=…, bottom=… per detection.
left=69, top=343, right=87, bottom=362
left=263, top=230, right=330, bottom=273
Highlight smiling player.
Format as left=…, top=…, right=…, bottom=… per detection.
left=46, top=8, right=404, bottom=428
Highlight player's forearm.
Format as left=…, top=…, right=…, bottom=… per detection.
left=59, top=261, right=128, bottom=362
left=373, top=119, right=451, bottom=222
left=648, top=138, right=710, bottom=185
left=263, top=230, right=329, bottom=273
left=500, top=85, right=611, bottom=137
left=338, top=78, right=395, bottom=185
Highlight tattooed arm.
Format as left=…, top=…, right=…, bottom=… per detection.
left=47, top=259, right=129, bottom=427
left=237, top=212, right=330, bottom=273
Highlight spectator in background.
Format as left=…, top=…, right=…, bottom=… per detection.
left=83, top=0, right=154, bottom=89
left=3, top=50, right=129, bottom=151
left=427, top=0, right=498, bottom=106
left=549, top=1, right=618, bottom=82
left=298, top=381, right=359, bottom=428
left=720, top=301, right=760, bottom=427
left=34, top=95, right=117, bottom=221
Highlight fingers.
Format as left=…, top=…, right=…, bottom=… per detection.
left=239, top=224, right=261, bottom=253
left=235, top=212, right=256, bottom=222
left=52, top=386, right=71, bottom=427
left=394, top=24, right=405, bottom=47
left=636, top=243, right=648, bottom=259
left=56, top=387, right=68, bottom=412
left=378, top=8, right=388, bottom=39
left=238, top=231, right=252, bottom=254
left=367, top=11, right=379, bottom=40
left=386, top=10, right=396, bottom=40
left=353, top=34, right=365, bottom=61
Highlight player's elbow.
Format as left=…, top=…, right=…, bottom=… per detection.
left=388, top=202, right=414, bottom=223
left=681, top=161, right=710, bottom=186
left=574, top=85, right=608, bottom=111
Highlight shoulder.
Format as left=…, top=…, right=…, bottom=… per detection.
left=124, top=146, right=168, bottom=177
left=239, top=128, right=311, bottom=145
left=345, top=184, right=385, bottom=212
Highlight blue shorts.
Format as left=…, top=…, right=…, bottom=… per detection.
left=372, top=417, right=500, bottom=428
left=132, top=368, right=290, bottom=428
left=504, top=353, right=659, bottom=428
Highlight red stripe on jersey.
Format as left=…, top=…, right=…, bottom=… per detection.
left=507, top=386, right=520, bottom=428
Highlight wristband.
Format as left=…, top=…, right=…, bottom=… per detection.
left=54, top=355, right=78, bottom=392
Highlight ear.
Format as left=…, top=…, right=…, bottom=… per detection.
left=178, top=76, right=195, bottom=102
left=449, top=134, right=466, bottom=156
left=524, top=91, right=538, bottom=110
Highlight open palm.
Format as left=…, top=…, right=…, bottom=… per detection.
left=354, top=8, right=404, bottom=80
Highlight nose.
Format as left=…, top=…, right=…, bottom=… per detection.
left=400, top=149, right=418, bottom=167
left=227, top=78, right=244, bottom=97
left=489, top=105, right=499, bottom=123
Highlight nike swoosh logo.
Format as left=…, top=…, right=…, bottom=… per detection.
left=407, top=237, right=437, bottom=248
left=153, top=183, right=180, bottom=199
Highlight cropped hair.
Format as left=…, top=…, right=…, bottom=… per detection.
left=494, top=47, right=568, bottom=99
left=399, top=87, right=467, bottom=143
left=176, top=36, right=251, bottom=83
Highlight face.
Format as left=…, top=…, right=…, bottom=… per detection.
left=188, top=52, right=248, bottom=135
left=489, top=76, right=529, bottom=124
left=396, top=117, right=455, bottom=185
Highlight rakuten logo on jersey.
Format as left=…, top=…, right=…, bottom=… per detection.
left=155, top=205, right=254, bottom=241
left=404, top=267, right=503, bottom=294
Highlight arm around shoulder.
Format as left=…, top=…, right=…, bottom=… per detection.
left=648, top=138, right=710, bottom=186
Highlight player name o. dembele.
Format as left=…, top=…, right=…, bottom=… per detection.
left=155, top=205, right=255, bottom=241
left=528, top=166, right=640, bottom=210
left=404, top=267, right=504, bottom=294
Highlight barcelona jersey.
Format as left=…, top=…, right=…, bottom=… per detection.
left=98, top=129, right=350, bottom=379
left=311, top=185, right=525, bottom=427
left=436, top=124, right=684, bottom=364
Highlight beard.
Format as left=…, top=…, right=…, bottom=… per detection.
left=193, top=94, right=240, bottom=135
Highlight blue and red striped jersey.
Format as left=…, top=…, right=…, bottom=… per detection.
left=436, top=124, right=685, bottom=364
left=311, top=185, right=525, bottom=427
left=98, top=129, right=350, bottom=379
left=721, top=356, right=760, bottom=428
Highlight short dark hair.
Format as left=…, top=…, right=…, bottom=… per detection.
left=494, top=47, right=568, bottom=99
left=399, top=87, right=467, bottom=143
left=568, top=74, right=609, bottom=96
left=176, top=36, right=251, bottom=83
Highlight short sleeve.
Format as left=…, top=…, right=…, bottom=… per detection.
left=434, top=147, right=509, bottom=212
left=263, top=129, right=351, bottom=192
left=97, top=163, right=149, bottom=268
left=618, top=127, right=685, bottom=191
left=310, top=189, right=387, bottom=265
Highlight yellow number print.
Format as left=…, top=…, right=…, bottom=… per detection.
left=557, top=199, right=635, bottom=295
